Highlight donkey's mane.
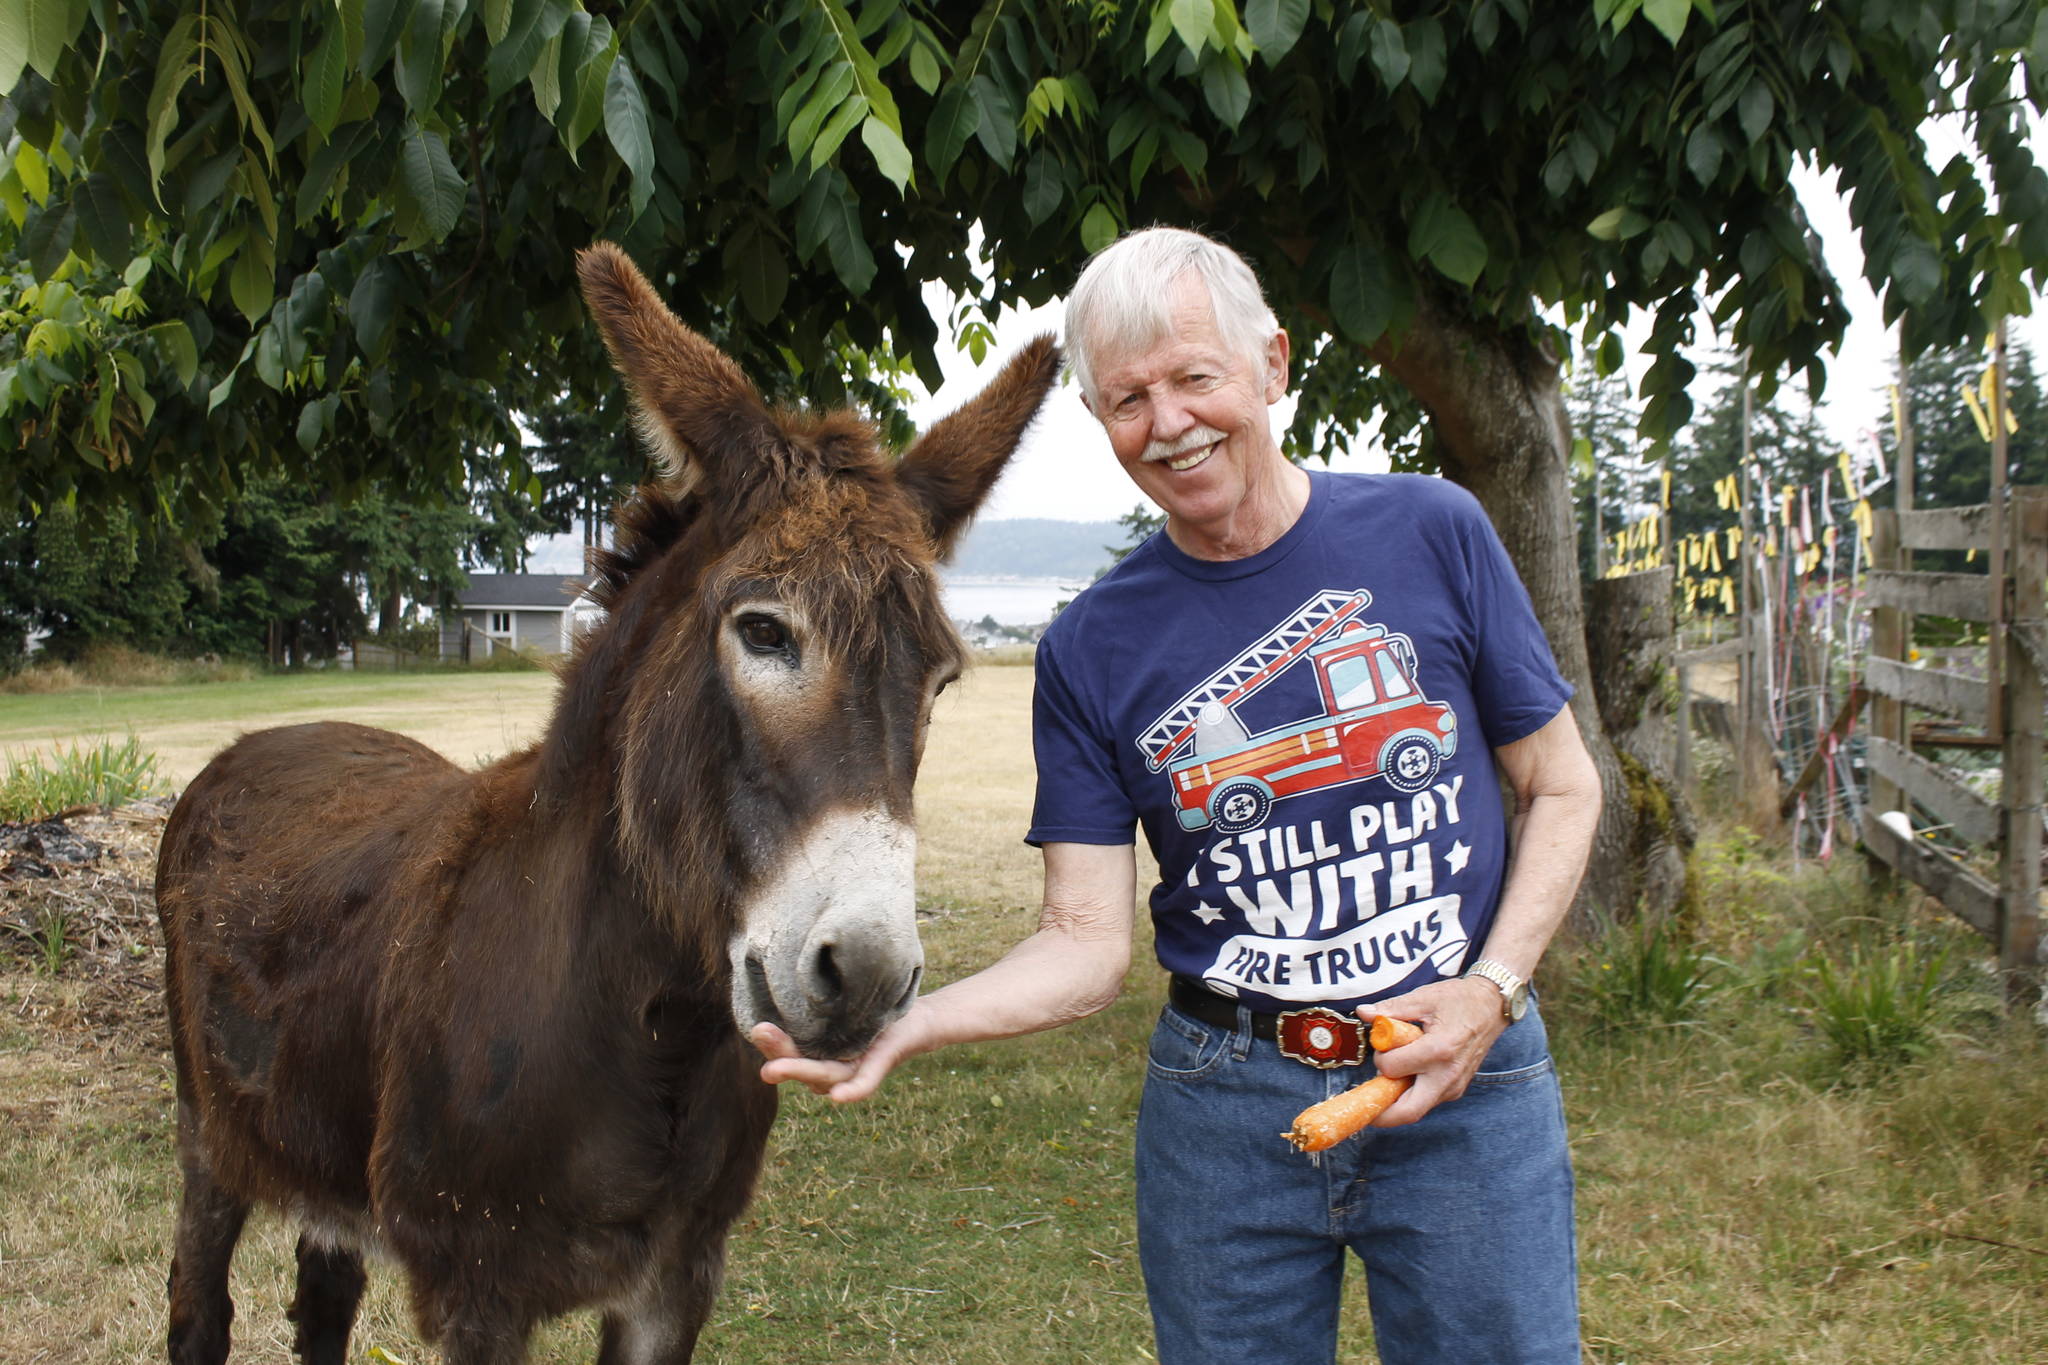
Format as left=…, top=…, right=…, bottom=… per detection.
left=586, top=481, right=703, bottom=614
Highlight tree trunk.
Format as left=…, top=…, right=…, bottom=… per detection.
left=1377, top=294, right=1687, bottom=930
left=377, top=568, right=403, bottom=637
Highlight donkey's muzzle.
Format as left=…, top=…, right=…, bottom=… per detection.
left=729, top=808, right=924, bottom=1060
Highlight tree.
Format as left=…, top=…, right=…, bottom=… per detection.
left=11, top=1, right=2046, bottom=920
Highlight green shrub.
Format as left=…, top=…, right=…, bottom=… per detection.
left=0, top=736, right=164, bottom=821
left=1574, top=914, right=1726, bottom=1028
left=1803, top=938, right=1956, bottom=1077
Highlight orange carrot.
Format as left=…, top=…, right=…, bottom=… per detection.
left=1368, top=1015, right=1423, bottom=1051
left=1283, top=1074, right=1408, bottom=1152
left=1283, top=1014, right=1424, bottom=1153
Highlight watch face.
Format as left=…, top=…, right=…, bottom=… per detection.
left=1507, top=987, right=1529, bottom=1021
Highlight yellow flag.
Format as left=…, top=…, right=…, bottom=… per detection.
left=1721, top=577, right=1736, bottom=612
left=1836, top=448, right=1859, bottom=500
left=1963, top=382, right=1995, bottom=443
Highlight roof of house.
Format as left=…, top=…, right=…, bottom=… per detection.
left=453, top=573, right=589, bottom=609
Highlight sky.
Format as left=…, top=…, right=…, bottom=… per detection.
left=531, top=120, right=2045, bottom=573
left=906, top=139, right=2048, bottom=526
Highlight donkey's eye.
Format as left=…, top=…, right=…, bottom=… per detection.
left=737, top=615, right=791, bottom=656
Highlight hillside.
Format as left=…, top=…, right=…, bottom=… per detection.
left=945, top=517, right=1129, bottom=580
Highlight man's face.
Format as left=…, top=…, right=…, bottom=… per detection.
left=1084, top=275, right=1290, bottom=541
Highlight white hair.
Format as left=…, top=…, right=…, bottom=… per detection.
left=1062, top=227, right=1280, bottom=402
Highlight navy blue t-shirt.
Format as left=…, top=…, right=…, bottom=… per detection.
left=1027, top=471, right=1573, bottom=1013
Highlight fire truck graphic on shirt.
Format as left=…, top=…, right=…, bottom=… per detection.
left=1135, top=590, right=1459, bottom=834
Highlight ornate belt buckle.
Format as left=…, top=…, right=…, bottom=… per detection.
left=1276, top=1007, right=1367, bottom=1068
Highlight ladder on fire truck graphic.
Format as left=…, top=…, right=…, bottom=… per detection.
left=1136, top=590, right=1375, bottom=772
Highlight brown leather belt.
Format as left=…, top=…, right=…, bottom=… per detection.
left=1167, top=975, right=1369, bottom=1068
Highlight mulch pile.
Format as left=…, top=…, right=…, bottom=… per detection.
left=1, top=798, right=177, bottom=1050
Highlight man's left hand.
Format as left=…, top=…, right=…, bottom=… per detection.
left=1357, top=976, right=1510, bottom=1127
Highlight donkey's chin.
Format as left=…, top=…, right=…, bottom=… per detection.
left=731, top=947, right=922, bottom=1062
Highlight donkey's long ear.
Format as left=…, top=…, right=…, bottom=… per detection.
left=895, top=335, right=1060, bottom=556
left=576, top=242, right=776, bottom=487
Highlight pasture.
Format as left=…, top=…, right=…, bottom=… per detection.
left=3, top=664, right=2046, bottom=1362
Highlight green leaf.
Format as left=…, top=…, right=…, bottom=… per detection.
left=926, top=84, right=981, bottom=180
left=815, top=0, right=906, bottom=143
left=297, top=395, right=333, bottom=453
left=1587, top=206, right=1628, bottom=239
left=275, top=270, right=331, bottom=373
left=229, top=241, right=274, bottom=327
left=1200, top=55, right=1251, bottom=128
left=1369, top=17, right=1410, bottom=88
left=789, top=63, right=856, bottom=165
left=1891, top=238, right=1940, bottom=305
left=0, top=4, right=28, bottom=94
left=484, top=0, right=514, bottom=44
left=530, top=32, right=563, bottom=121
left=359, top=0, right=417, bottom=79
left=71, top=174, right=130, bottom=269
left=1169, top=0, right=1213, bottom=57
left=558, top=13, right=617, bottom=159
left=1022, top=151, right=1062, bottom=225
left=809, top=93, right=869, bottom=172
left=350, top=257, right=399, bottom=356
left=394, top=0, right=448, bottom=113
left=304, top=26, right=349, bottom=137
left=1737, top=78, right=1774, bottom=144
left=1405, top=17, right=1447, bottom=102
left=22, top=198, right=74, bottom=280
left=1245, top=0, right=1310, bottom=63
left=147, top=320, right=198, bottom=388
left=144, top=15, right=203, bottom=203
left=1407, top=194, right=1486, bottom=285
left=395, top=122, right=465, bottom=240
left=796, top=173, right=876, bottom=293
left=1643, top=0, right=1691, bottom=45
left=1328, top=242, right=1395, bottom=343
left=23, top=0, right=89, bottom=83
left=731, top=233, right=789, bottom=324
left=908, top=42, right=940, bottom=95
left=1080, top=201, right=1120, bottom=253
left=1685, top=122, right=1724, bottom=185
left=970, top=74, right=1018, bottom=168
left=486, top=0, right=560, bottom=101
left=860, top=114, right=915, bottom=192
left=604, top=57, right=655, bottom=217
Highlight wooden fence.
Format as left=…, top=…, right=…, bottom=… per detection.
left=1858, top=487, right=2046, bottom=1003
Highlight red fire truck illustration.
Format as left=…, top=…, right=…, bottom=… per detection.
left=1136, top=590, right=1458, bottom=834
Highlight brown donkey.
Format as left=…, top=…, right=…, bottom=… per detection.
left=155, top=242, right=1059, bottom=1364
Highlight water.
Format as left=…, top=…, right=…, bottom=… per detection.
left=939, top=576, right=1090, bottom=627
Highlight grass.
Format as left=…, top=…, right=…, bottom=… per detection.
left=0, top=734, right=164, bottom=821
left=0, top=643, right=258, bottom=694
left=0, top=668, right=561, bottom=786
left=2, top=678, right=2046, bottom=1361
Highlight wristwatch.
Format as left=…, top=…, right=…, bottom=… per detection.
left=1464, top=958, right=1529, bottom=1023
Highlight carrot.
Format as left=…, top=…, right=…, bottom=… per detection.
left=1282, top=1014, right=1424, bottom=1153
left=1368, top=1015, right=1423, bottom=1051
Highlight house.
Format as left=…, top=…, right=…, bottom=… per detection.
left=439, top=574, right=603, bottom=659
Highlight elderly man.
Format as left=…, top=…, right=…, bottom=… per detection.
left=757, top=226, right=1602, bottom=1363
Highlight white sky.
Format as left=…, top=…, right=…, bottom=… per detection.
left=909, top=128, right=2048, bottom=525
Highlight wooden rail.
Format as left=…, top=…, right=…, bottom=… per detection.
left=1859, top=490, right=2048, bottom=997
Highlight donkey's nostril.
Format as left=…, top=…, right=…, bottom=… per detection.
left=892, top=965, right=922, bottom=1014
left=809, top=942, right=844, bottom=1003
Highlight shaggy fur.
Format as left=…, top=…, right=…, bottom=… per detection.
left=156, top=243, right=1059, bottom=1364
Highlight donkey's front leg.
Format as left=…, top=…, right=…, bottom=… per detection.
left=595, top=1250, right=726, bottom=1365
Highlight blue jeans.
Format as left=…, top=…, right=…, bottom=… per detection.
left=1135, top=998, right=1579, bottom=1365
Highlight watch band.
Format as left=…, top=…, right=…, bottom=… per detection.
left=1463, top=958, right=1527, bottom=1022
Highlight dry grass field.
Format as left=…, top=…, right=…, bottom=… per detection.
left=3, top=658, right=2046, bottom=1363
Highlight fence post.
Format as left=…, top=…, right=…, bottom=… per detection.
left=1999, top=489, right=2045, bottom=1004
left=1867, top=509, right=1905, bottom=827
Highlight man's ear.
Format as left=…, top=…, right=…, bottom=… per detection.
left=1263, top=328, right=1292, bottom=405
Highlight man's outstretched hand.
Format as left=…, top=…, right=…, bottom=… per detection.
left=749, top=1006, right=932, bottom=1103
